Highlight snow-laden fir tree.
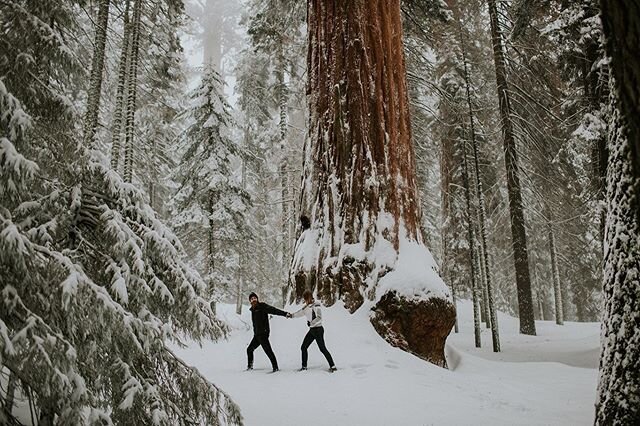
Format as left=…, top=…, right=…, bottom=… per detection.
left=136, top=0, right=186, bottom=215
left=173, top=66, right=251, bottom=311
left=486, top=0, right=536, bottom=335
left=509, top=0, right=605, bottom=323
left=0, top=1, right=241, bottom=424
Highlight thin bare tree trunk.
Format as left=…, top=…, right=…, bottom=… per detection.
left=477, top=237, right=491, bottom=328
left=83, top=0, right=111, bottom=147
left=451, top=274, right=459, bottom=333
left=123, top=0, right=142, bottom=183
left=208, top=192, right=216, bottom=315
left=547, top=218, right=564, bottom=325
left=537, top=292, right=545, bottom=321
left=486, top=0, right=535, bottom=335
left=457, top=9, right=500, bottom=349
left=462, top=137, right=481, bottom=347
left=110, top=0, right=131, bottom=171
left=203, top=0, right=223, bottom=72
left=277, top=47, right=290, bottom=307
left=236, top=156, right=247, bottom=315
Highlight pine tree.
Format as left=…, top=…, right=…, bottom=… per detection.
left=136, top=0, right=186, bottom=215
left=401, top=0, right=450, bottom=262
left=547, top=218, right=564, bottom=325
left=435, top=29, right=471, bottom=331
left=0, top=2, right=242, bottom=423
left=461, top=136, right=482, bottom=348
left=235, top=0, right=306, bottom=305
left=174, top=67, right=250, bottom=311
left=505, top=0, right=606, bottom=323
left=486, top=0, right=536, bottom=335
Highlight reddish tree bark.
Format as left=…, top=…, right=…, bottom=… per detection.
left=292, top=0, right=454, bottom=367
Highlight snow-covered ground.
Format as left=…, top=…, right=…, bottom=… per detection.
left=175, top=300, right=600, bottom=426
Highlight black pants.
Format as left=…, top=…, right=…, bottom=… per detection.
left=301, top=326, right=335, bottom=368
left=247, top=333, right=278, bottom=369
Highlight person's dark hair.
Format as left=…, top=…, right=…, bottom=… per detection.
left=248, top=292, right=258, bottom=301
left=300, top=215, right=311, bottom=230
left=302, top=290, right=313, bottom=303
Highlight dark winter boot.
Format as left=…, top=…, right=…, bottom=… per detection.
left=246, top=364, right=253, bottom=371
left=272, top=367, right=279, bottom=373
left=299, top=367, right=308, bottom=371
left=329, top=366, right=337, bottom=372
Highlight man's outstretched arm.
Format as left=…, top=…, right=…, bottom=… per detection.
left=264, top=304, right=289, bottom=317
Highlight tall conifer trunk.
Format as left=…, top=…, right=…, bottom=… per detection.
left=486, top=0, right=536, bottom=335
left=293, top=0, right=454, bottom=367
left=82, top=0, right=111, bottom=147
left=596, top=1, right=640, bottom=422
left=110, top=0, right=131, bottom=171
left=462, top=137, right=482, bottom=348
left=123, top=0, right=142, bottom=183
left=600, top=0, right=640, bottom=214
left=456, top=9, right=500, bottom=350
left=547, top=218, right=563, bottom=325
left=277, top=47, right=290, bottom=306
left=295, top=0, right=422, bottom=305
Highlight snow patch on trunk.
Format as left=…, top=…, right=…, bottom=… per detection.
left=292, top=209, right=450, bottom=305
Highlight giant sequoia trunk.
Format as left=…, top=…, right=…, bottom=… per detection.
left=486, top=0, right=536, bottom=335
left=596, top=2, right=640, bottom=423
left=291, top=0, right=454, bottom=367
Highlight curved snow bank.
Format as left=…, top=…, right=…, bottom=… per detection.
left=175, top=303, right=598, bottom=426
left=449, top=300, right=601, bottom=369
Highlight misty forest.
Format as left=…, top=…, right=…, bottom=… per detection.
left=1, top=0, right=639, bottom=425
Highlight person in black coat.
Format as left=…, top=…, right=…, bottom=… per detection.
left=246, top=292, right=291, bottom=372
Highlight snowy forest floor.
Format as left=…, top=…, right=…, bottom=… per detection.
left=175, top=300, right=600, bottom=426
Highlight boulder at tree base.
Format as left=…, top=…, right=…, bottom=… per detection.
left=371, top=291, right=456, bottom=368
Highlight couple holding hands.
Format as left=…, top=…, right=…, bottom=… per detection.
left=246, top=290, right=337, bottom=373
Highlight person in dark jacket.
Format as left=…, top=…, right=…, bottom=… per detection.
left=246, top=292, right=290, bottom=372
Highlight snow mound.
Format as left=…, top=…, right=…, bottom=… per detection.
left=375, top=236, right=451, bottom=303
